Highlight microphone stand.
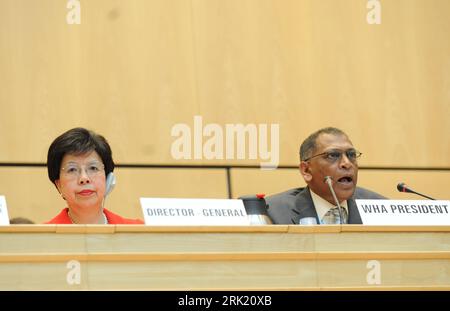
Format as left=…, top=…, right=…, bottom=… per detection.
left=397, top=183, right=436, bottom=200
left=324, top=176, right=344, bottom=224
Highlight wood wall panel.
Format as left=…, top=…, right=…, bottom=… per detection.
left=0, top=167, right=228, bottom=224
left=0, top=0, right=449, bottom=167
left=230, top=168, right=304, bottom=199
left=0, top=167, right=61, bottom=224
left=0, top=0, right=197, bottom=164
left=107, top=167, right=229, bottom=220
left=357, top=170, right=450, bottom=201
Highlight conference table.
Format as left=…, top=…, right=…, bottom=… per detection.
left=0, top=225, right=449, bottom=290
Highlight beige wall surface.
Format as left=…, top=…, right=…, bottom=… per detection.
left=0, top=1, right=448, bottom=220
left=0, top=0, right=449, bottom=167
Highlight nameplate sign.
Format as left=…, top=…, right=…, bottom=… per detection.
left=0, top=196, right=10, bottom=225
left=356, top=199, right=450, bottom=225
left=140, top=198, right=250, bottom=225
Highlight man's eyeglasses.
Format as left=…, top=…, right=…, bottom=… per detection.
left=303, top=149, right=362, bottom=163
left=61, top=162, right=105, bottom=179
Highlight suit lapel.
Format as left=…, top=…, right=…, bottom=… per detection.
left=291, top=187, right=320, bottom=224
left=347, top=197, right=363, bottom=224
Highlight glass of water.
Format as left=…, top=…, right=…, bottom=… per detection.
left=299, top=217, right=318, bottom=225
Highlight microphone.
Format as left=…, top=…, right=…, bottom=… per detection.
left=397, top=182, right=435, bottom=200
left=324, top=176, right=345, bottom=224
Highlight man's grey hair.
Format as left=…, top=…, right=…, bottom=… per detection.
left=299, top=127, right=349, bottom=161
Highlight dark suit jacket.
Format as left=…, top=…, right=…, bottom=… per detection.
left=266, top=186, right=386, bottom=224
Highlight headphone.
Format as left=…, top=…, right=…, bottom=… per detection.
left=105, top=172, right=116, bottom=197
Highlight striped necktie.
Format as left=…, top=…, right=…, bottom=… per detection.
left=322, top=207, right=348, bottom=224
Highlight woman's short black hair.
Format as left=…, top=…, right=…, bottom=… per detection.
left=47, top=127, right=115, bottom=185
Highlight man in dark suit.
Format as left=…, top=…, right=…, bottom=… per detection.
left=266, top=127, right=386, bottom=224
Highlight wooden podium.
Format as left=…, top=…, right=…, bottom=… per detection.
left=0, top=225, right=449, bottom=290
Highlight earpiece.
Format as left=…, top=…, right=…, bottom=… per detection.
left=105, top=172, right=116, bottom=197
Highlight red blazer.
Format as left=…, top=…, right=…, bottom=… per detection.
left=45, top=208, right=144, bottom=224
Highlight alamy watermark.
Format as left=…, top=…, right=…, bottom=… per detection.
left=171, top=116, right=279, bottom=169
left=66, top=0, right=81, bottom=25
left=367, top=0, right=381, bottom=25
left=366, top=260, right=381, bottom=285
left=66, top=259, right=81, bottom=285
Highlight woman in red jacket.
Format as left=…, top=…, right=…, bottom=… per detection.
left=45, top=127, right=143, bottom=224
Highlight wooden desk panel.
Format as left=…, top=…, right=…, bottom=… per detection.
left=0, top=225, right=449, bottom=290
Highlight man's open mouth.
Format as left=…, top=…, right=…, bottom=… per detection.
left=337, top=176, right=353, bottom=184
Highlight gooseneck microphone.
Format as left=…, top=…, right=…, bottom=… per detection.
left=324, top=176, right=344, bottom=224
left=397, top=182, right=436, bottom=200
